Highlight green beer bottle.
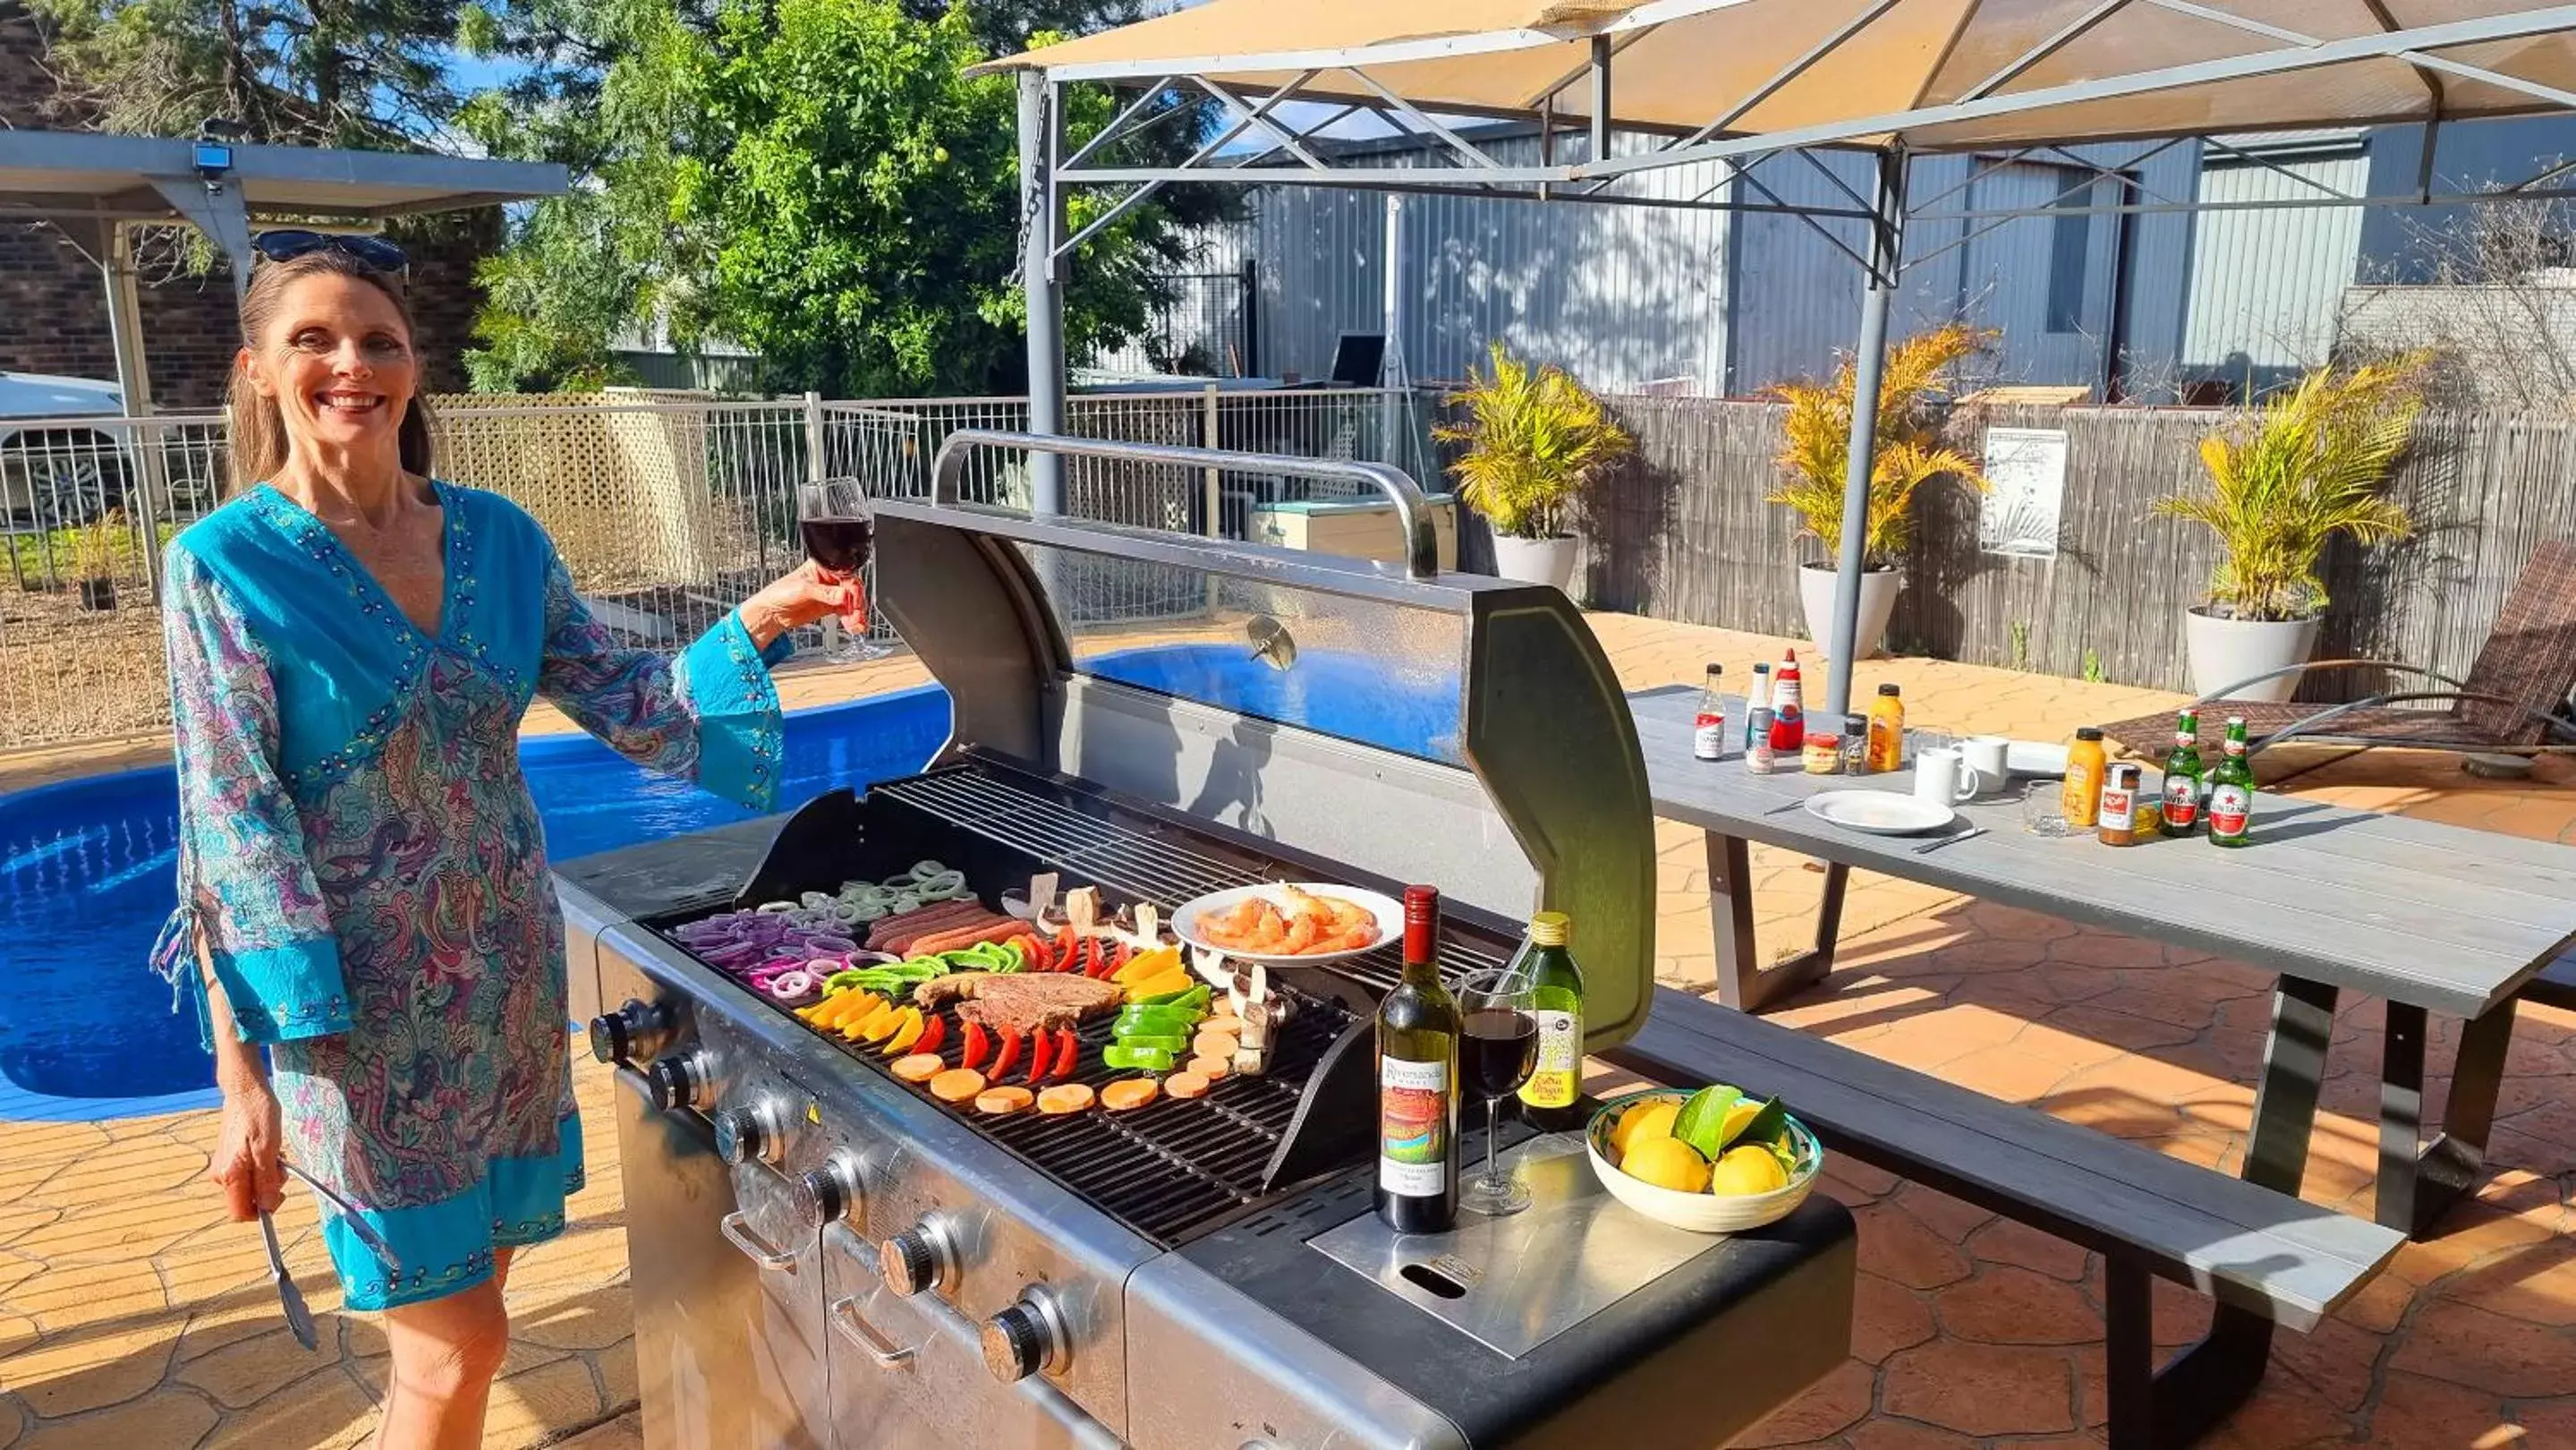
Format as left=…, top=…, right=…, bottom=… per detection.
left=2206, top=716, right=2254, bottom=848
left=1513, top=910, right=1588, bottom=1132
left=2160, top=710, right=2205, bottom=836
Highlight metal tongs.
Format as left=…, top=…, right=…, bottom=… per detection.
left=257, top=1161, right=402, bottom=1351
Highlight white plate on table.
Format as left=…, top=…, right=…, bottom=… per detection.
left=2007, top=740, right=2071, bottom=776
left=1170, top=883, right=1402, bottom=965
left=1803, top=790, right=1957, bottom=836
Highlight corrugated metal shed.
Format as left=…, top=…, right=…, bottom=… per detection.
left=2180, top=136, right=2369, bottom=395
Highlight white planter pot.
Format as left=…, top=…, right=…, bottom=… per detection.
left=2183, top=609, right=2321, bottom=703
left=1491, top=534, right=1580, bottom=593
left=1797, top=564, right=1900, bottom=662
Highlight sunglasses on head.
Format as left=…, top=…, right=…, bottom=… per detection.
left=252, top=230, right=409, bottom=271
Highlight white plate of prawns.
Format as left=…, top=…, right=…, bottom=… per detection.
left=1170, top=883, right=1399, bottom=964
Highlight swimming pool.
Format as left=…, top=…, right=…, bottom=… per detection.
left=0, top=644, right=1458, bottom=1118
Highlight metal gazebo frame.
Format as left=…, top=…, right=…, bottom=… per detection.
left=990, top=1, right=2576, bottom=728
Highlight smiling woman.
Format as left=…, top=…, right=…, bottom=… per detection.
left=157, top=238, right=869, bottom=1450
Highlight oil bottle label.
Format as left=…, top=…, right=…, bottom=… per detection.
left=2209, top=783, right=2253, bottom=838
left=1520, top=1009, right=1580, bottom=1109
left=1380, top=1054, right=1450, bottom=1197
left=1693, top=715, right=1727, bottom=760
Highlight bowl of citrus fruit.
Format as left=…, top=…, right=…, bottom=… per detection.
left=1587, top=1085, right=1821, bottom=1233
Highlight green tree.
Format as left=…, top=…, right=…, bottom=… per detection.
left=463, top=0, right=1199, bottom=396
left=30, top=0, right=463, bottom=145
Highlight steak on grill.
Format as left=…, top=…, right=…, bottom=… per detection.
left=918, top=972, right=1125, bottom=1036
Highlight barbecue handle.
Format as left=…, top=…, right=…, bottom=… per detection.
left=929, top=428, right=1443, bottom=582
left=718, top=1211, right=799, bottom=1273
left=829, top=1294, right=918, bottom=1368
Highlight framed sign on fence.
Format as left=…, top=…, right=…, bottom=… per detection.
left=1979, top=427, right=2069, bottom=558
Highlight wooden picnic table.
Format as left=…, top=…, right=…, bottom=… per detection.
left=1628, top=685, right=2576, bottom=1242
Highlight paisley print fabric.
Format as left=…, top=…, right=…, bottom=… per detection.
left=155, top=482, right=786, bottom=1309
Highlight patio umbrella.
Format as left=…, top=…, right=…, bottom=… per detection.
left=985, top=0, right=2576, bottom=711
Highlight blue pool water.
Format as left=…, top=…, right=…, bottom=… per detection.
left=0, top=644, right=1458, bottom=1120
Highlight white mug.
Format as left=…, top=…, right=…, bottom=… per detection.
left=1915, top=747, right=1983, bottom=806
left=1960, top=736, right=2011, bottom=796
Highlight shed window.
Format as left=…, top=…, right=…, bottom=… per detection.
left=2046, top=172, right=2091, bottom=334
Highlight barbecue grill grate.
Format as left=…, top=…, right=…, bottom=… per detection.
left=665, top=760, right=1522, bottom=1248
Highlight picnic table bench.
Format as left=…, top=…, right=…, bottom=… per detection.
left=1628, top=685, right=2576, bottom=1239
left=1607, top=987, right=2406, bottom=1449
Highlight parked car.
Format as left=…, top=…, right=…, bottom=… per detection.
left=0, top=372, right=135, bottom=529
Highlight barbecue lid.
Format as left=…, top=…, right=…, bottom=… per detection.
left=860, top=430, right=1657, bottom=1053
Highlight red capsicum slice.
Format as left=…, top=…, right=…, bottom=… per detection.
left=914, top=1016, right=946, bottom=1057
left=1050, top=1028, right=1078, bottom=1081
left=1054, top=925, right=1078, bottom=971
left=961, top=1021, right=991, bottom=1070
left=1016, top=934, right=1051, bottom=973
left=990, top=1029, right=1025, bottom=1080
left=1025, top=1029, right=1056, bottom=1084
left=1086, top=938, right=1118, bottom=979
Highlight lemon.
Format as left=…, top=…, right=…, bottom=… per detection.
left=1610, top=1098, right=1680, bottom=1158
left=1708, top=1144, right=1791, bottom=1197
left=1621, top=1136, right=1711, bottom=1193
left=1718, top=1098, right=1764, bottom=1146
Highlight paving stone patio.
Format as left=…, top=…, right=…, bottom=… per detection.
left=4, top=612, right=2573, bottom=1447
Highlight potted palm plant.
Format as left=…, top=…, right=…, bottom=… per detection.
left=70, top=510, right=124, bottom=612
left=1435, top=345, right=1632, bottom=591
left=1768, top=324, right=1989, bottom=658
left=2154, top=357, right=2423, bottom=702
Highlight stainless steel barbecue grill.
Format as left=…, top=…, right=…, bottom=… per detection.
left=565, top=433, right=1856, bottom=1450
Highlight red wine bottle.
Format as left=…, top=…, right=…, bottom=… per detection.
left=1374, top=885, right=1458, bottom=1232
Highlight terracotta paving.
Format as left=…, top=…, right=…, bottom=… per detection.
left=4, top=612, right=2574, bottom=1446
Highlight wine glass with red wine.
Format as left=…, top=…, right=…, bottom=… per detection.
left=1458, top=967, right=1539, bottom=1217
left=796, top=480, right=887, bottom=663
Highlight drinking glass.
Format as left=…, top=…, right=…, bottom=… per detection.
left=796, top=481, right=888, bottom=664
left=1458, top=967, right=1539, bottom=1217
left=2020, top=780, right=2070, bottom=837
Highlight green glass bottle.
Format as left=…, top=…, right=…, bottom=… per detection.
left=1513, top=910, right=1588, bottom=1132
left=2159, top=709, right=2205, bottom=836
left=2206, top=716, right=2255, bottom=848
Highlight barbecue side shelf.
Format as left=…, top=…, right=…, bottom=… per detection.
left=645, top=763, right=1516, bottom=1248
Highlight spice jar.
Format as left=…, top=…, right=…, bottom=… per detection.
left=1803, top=717, right=1845, bottom=775
left=2098, top=763, right=2141, bottom=846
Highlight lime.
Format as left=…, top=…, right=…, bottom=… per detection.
left=1670, top=1086, right=1742, bottom=1159
left=1623, top=1137, right=1712, bottom=1193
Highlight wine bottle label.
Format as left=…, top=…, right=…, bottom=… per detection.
left=2209, top=783, right=2252, bottom=837
left=2161, top=775, right=2199, bottom=826
left=1380, top=1054, right=1451, bottom=1197
left=1520, top=1009, right=1580, bottom=1109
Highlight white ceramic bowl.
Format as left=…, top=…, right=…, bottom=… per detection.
left=1586, top=1088, right=1823, bottom=1234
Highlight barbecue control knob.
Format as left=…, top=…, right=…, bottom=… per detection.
left=793, top=1156, right=862, bottom=1227
left=878, top=1224, right=948, bottom=1297
left=647, top=1054, right=705, bottom=1113
left=588, top=998, right=670, bottom=1065
left=713, top=1099, right=786, bottom=1167
left=981, top=1292, right=1067, bottom=1383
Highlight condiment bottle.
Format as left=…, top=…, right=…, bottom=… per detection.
left=1768, top=650, right=1805, bottom=753
left=1745, top=706, right=1777, bottom=774
left=1693, top=663, right=1727, bottom=762
left=1802, top=715, right=1844, bottom=775
left=2097, top=763, right=2140, bottom=847
left=1866, top=683, right=1905, bottom=773
left=2062, top=727, right=2107, bottom=829
left=1742, top=663, right=1772, bottom=753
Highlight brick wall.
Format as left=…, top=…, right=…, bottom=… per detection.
left=0, top=0, right=498, bottom=408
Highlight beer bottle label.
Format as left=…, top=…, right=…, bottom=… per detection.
left=2210, top=783, right=2253, bottom=838
left=1520, top=1009, right=1580, bottom=1110
left=1379, top=1054, right=1450, bottom=1197
left=2162, top=775, right=2199, bottom=826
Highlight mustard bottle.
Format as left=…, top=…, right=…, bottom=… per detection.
left=2062, top=727, right=2107, bottom=828
left=1866, top=683, right=1905, bottom=773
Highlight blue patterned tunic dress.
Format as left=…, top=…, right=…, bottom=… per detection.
left=151, top=480, right=786, bottom=1310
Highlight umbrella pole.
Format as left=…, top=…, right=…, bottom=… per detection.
left=1020, top=70, right=1067, bottom=516
left=1824, top=147, right=1907, bottom=718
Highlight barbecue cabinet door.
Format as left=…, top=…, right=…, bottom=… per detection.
left=820, top=1222, right=942, bottom=1449
left=616, top=1072, right=827, bottom=1450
